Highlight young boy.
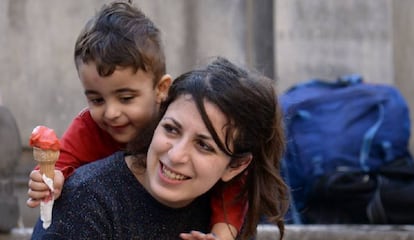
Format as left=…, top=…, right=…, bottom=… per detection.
left=27, top=1, right=245, bottom=239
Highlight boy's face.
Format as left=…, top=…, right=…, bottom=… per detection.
left=78, top=62, right=169, bottom=143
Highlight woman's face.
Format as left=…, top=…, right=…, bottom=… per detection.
left=142, top=94, right=235, bottom=208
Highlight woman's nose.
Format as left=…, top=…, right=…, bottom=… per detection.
left=167, top=139, right=190, bottom=164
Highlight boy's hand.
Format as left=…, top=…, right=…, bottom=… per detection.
left=180, top=223, right=237, bottom=240
left=26, top=169, right=64, bottom=208
left=180, top=231, right=219, bottom=240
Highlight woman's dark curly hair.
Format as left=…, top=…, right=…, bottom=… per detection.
left=128, top=57, right=289, bottom=240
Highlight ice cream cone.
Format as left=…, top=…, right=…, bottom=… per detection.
left=33, top=147, right=59, bottom=179
left=29, top=126, right=60, bottom=229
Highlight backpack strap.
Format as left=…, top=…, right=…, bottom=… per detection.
left=286, top=74, right=363, bottom=93
left=281, top=109, right=314, bottom=224
left=359, top=104, right=385, bottom=172
left=281, top=158, right=303, bottom=224
left=337, top=74, right=363, bottom=85
left=366, top=176, right=388, bottom=224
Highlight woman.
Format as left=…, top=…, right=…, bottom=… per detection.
left=31, top=57, right=289, bottom=240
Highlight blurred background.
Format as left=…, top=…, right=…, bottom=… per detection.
left=1, top=0, right=414, bottom=235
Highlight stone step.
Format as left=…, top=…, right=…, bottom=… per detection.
left=2, top=225, right=414, bottom=240
left=259, top=224, right=414, bottom=240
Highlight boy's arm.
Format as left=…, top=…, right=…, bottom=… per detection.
left=54, top=123, right=95, bottom=178
left=180, top=178, right=246, bottom=240
left=210, top=223, right=237, bottom=240
left=27, top=109, right=121, bottom=207
left=55, top=109, right=121, bottom=178
left=210, top=177, right=248, bottom=240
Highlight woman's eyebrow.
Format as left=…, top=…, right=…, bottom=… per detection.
left=163, top=117, right=182, bottom=129
left=163, top=116, right=213, bottom=140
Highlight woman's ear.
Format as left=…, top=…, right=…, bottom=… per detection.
left=155, top=74, right=172, bottom=103
left=220, top=154, right=252, bottom=182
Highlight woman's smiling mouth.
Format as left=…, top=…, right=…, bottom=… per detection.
left=161, top=163, right=190, bottom=181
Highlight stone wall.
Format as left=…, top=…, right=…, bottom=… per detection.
left=1, top=0, right=414, bottom=151
left=0, top=0, right=250, bottom=143
left=2, top=0, right=414, bottom=237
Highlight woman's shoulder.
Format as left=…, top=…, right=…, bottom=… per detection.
left=65, top=152, right=127, bottom=189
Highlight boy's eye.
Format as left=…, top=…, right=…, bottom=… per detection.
left=119, top=95, right=135, bottom=103
left=88, top=97, right=104, bottom=105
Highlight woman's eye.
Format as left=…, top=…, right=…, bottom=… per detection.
left=197, top=140, right=215, bottom=153
left=162, top=123, right=178, bottom=134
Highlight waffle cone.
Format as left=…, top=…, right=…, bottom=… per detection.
left=33, top=147, right=59, bottom=179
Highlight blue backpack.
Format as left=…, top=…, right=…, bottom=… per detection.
left=280, top=75, right=414, bottom=224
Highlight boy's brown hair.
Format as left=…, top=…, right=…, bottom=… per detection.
left=74, top=1, right=166, bottom=84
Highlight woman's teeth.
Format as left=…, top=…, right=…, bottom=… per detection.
left=162, top=165, right=188, bottom=180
